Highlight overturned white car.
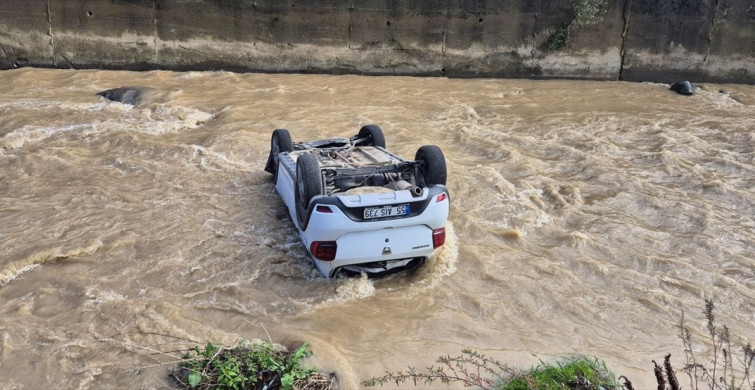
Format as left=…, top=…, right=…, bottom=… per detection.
left=264, top=125, right=450, bottom=278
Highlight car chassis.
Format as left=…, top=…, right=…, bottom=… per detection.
left=264, top=125, right=450, bottom=278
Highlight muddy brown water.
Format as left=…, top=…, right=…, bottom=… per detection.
left=0, top=68, right=753, bottom=389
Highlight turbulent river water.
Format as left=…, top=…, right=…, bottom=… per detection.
left=0, top=68, right=753, bottom=389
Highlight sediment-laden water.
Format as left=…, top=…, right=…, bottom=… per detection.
left=0, top=68, right=752, bottom=389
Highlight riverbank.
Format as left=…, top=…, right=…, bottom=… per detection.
left=1, top=0, right=752, bottom=83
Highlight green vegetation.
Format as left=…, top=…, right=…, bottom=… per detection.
left=544, top=0, right=607, bottom=51
left=362, top=299, right=753, bottom=390
left=172, top=340, right=332, bottom=390
left=362, top=351, right=619, bottom=389
left=503, top=357, right=618, bottom=390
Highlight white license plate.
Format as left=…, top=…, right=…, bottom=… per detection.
left=364, top=204, right=409, bottom=219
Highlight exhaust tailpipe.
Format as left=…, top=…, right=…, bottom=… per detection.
left=391, top=180, right=423, bottom=197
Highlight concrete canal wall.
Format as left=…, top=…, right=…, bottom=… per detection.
left=0, top=0, right=752, bottom=83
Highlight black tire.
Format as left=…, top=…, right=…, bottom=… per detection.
left=415, top=145, right=447, bottom=186
left=357, top=125, right=386, bottom=148
left=295, top=153, right=322, bottom=228
left=265, top=129, right=293, bottom=181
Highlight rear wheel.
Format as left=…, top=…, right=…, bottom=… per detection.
left=295, top=153, right=322, bottom=229
left=415, top=145, right=447, bottom=186
left=357, top=125, right=386, bottom=148
left=265, top=129, right=293, bottom=181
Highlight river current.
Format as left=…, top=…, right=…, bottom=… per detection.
left=0, top=68, right=753, bottom=389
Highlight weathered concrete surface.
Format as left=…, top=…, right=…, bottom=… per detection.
left=0, top=1, right=53, bottom=68
left=0, top=0, right=752, bottom=83
left=621, top=0, right=754, bottom=83
left=50, top=0, right=157, bottom=69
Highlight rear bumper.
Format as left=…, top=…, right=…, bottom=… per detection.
left=302, top=188, right=449, bottom=278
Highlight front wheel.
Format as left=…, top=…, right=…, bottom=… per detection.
left=415, top=145, right=447, bottom=186
left=295, top=153, right=322, bottom=229
left=265, top=129, right=293, bottom=181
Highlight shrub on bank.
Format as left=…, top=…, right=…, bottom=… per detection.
left=172, top=340, right=333, bottom=390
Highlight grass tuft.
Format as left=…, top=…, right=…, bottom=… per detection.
left=502, top=356, right=619, bottom=390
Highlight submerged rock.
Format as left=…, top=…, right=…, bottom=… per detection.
left=670, top=81, right=694, bottom=96
left=96, top=86, right=153, bottom=105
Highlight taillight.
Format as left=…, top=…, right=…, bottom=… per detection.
left=310, top=241, right=337, bottom=261
left=436, top=193, right=447, bottom=203
left=432, top=227, right=445, bottom=248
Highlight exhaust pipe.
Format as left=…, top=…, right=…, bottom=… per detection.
left=390, top=180, right=423, bottom=197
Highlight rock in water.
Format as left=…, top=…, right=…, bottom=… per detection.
left=670, top=81, right=694, bottom=96
left=96, top=86, right=153, bottom=105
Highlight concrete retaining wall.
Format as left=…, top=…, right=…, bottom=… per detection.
left=1, top=0, right=752, bottom=83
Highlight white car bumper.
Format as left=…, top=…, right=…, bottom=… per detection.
left=301, top=189, right=449, bottom=277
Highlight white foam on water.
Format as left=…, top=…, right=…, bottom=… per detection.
left=0, top=99, right=214, bottom=151
left=0, top=241, right=102, bottom=287
left=335, top=273, right=377, bottom=300
left=132, top=104, right=214, bottom=135
left=84, top=287, right=128, bottom=310
left=389, top=221, right=459, bottom=293
left=0, top=264, right=40, bottom=287
left=312, top=274, right=376, bottom=309
left=1, top=123, right=93, bottom=150
left=189, top=145, right=253, bottom=171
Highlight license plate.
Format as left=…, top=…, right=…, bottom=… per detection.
left=363, top=204, right=409, bottom=219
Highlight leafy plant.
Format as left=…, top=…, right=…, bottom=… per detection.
left=281, top=343, right=318, bottom=388
left=173, top=340, right=332, bottom=390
